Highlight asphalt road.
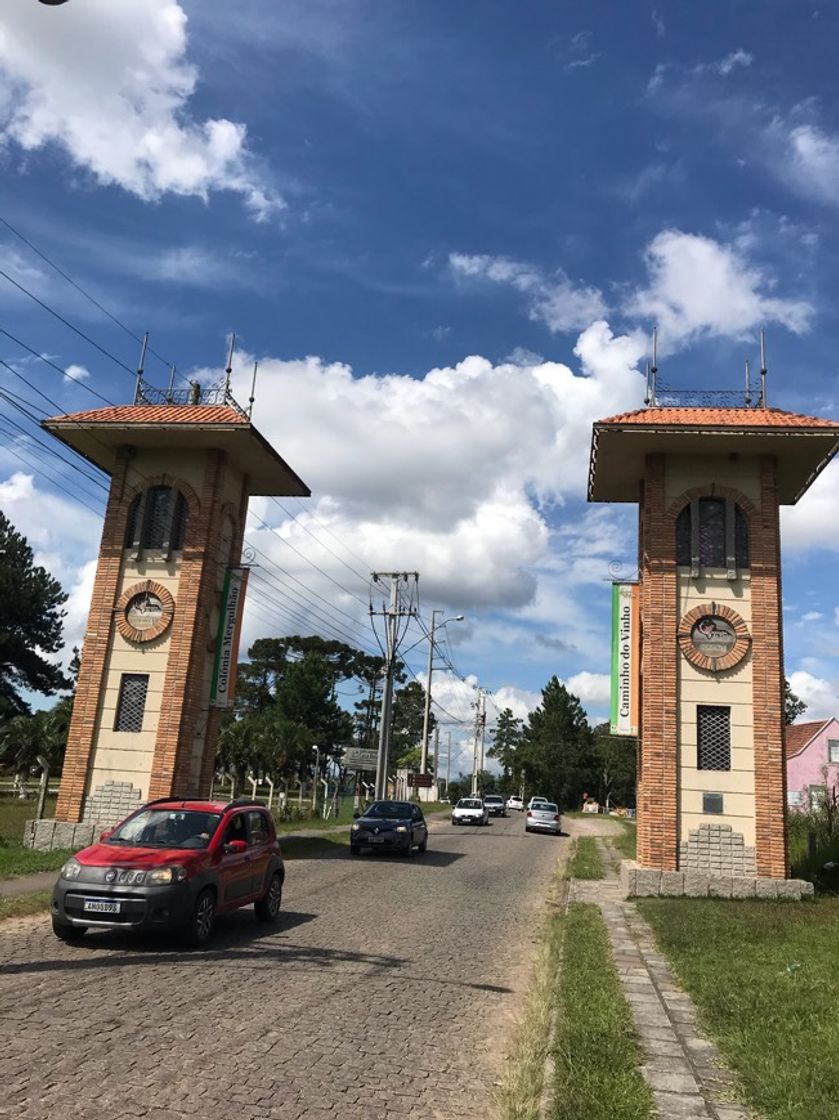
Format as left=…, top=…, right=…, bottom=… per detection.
left=0, top=812, right=568, bottom=1120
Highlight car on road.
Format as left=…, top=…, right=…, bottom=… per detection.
left=51, top=797, right=285, bottom=946
left=482, top=795, right=507, bottom=817
left=525, top=802, right=562, bottom=835
left=527, top=796, right=549, bottom=810
left=451, top=797, right=490, bottom=826
left=350, top=799, right=428, bottom=856
left=506, top=795, right=524, bottom=812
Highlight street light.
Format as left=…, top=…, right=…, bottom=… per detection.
left=420, top=611, right=464, bottom=777
left=311, top=745, right=320, bottom=812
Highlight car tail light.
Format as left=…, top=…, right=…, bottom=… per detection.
left=527, top=810, right=532, bottom=817
left=553, top=814, right=560, bottom=821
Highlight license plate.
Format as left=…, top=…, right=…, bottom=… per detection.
left=370, top=837, right=385, bottom=844
left=82, top=898, right=121, bottom=914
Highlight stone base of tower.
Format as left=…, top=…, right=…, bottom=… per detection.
left=23, top=779, right=147, bottom=851
left=619, top=860, right=814, bottom=901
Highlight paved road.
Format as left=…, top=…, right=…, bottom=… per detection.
left=0, top=812, right=567, bottom=1120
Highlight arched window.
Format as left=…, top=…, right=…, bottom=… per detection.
left=676, top=497, right=749, bottom=576
left=125, top=486, right=189, bottom=554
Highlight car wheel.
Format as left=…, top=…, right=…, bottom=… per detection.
left=254, top=872, right=283, bottom=922
left=52, top=918, right=86, bottom=942
left=184, top=888, right=216, bottom=947
left=404, top=838, right=415, bottom=857
left=350, top=845, right=362, bottom=856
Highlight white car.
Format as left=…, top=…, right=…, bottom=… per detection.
left=451, top=798, right=489, bottom=826
left=527, top=796, right=549, bottom=811
left=506, top=796, right=524, bottom=812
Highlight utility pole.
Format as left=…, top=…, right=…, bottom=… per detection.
left=432, top=725, right=440, bottom=795
left=471, top=688, right=486, bottom=795
left=420, top=609, right=464, bottom=776
left=445, top=730, right=452, bottom=792
left=371, top=572, right=419, bottom=800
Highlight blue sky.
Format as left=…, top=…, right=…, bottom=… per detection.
left=1, top=0, right=838, bottom=768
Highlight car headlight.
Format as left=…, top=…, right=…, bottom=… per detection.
left=351, top=822, right=361, bottom=831
left=60, top=857, right=81, bottom=881
left=147, top=866, right=188, bottom=885
left=395, top=825, right=409, bottom=833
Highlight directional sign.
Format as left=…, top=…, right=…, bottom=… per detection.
left=407, top=773, right=433, bottom=788
left=342, top=747, right=379, bottom=771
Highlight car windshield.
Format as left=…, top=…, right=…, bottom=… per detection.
left=364, top=801, right=412, bottom=820
left=457, top=799, right=483, bottom=809
left=484, top=796, right=502, bottom=803
left=108, top=809, right=222, bottom=849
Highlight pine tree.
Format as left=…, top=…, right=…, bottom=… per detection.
left=519, top=676, right=594, bottom=809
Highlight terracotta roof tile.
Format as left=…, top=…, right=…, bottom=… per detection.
left=44, top=404, right=248, bottom=426
left=596, top=406, right=839, bottom=430
left=784, top=720, right=829, bottom=758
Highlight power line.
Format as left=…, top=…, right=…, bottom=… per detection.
left=267, top=495, right=372, bottom=592
left=0, top=328, right=115, bottom=406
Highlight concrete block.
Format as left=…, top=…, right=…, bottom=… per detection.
left=32, top=820, right=56, bottom=851
left=659, top=871, right=685, bottom=896
left=619, top=860, right=637, bottom=897
left=731, top=876, right=756, bottom=899
left=633, top=869, right=662, bottom=896
left=755, top=878, right=780, bottom=900
left=51, top=822, right=79, bottom=849
left=797, top=879, right=815, bottom=900
left=708, top=876, right=733, bottom=898
left=683, top=871, right=710, bottom=898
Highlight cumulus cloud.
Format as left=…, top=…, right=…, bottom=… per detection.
left=625, top=229, right=814, bottom=348
left=63, top=363, right=90, bottom=385
left=449, top=253, right=607, bottom=333
left=772, top=121, right=839, bottom=208
left=0, top=0, right=280, bottom=219
left=781, top=463, right=839, bottom=554
left=788, top=670, right=839, bottom=722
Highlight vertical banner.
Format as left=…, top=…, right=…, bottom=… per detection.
left=210, top=567, right=249, bottom=709
left=610, top=582, right=639, bottom=736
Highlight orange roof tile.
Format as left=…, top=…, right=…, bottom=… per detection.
left=44, top=404, right=248, bottom=426
left=596, top=406, right=839, bottom=430
left=784, top=720, right=829, bottom=758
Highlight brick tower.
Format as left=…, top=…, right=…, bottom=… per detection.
left=589, top=388, right=839, bottom=896
left=28, top=389, right=308, bottom=849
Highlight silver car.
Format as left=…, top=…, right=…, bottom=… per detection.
left=525, top=801, right=562, bottom=835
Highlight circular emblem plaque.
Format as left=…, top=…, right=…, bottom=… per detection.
left=678, top=603, right=750, bottom=672
left=116, top=580, right=175, bottom=644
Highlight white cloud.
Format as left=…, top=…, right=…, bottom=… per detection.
left=775, top=122, right=839, bottom=208
left=63, top=363, right=90, bottom=385
left=449, top=253, right=607, bottom=333
left=625, top=229, right=814, bottom=349
left=714, top=50, right=753, bottom=75
left=788, top=670, right=839, bottom=721
left=564, top=671, right=610, bottom=708
left=781, top=462, right=839, bottom=553
left=0, top=1, right=280, bottom=219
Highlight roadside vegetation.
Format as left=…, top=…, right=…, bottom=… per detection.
left=566, top=836, right=604, bottom=880
left=639, top=897, right=839, bottom=1120
left=495, top=900, right=651, bottom=1120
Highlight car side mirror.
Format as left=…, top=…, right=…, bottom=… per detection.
left=224, top=839, right=248, bottom=855
left=353, top=811, right=360, bottom=819
left=99, top=829, right=112, bottom=842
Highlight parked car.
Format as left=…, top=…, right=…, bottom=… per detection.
left=527, top=796, right=549, bottom=810
left=482, top=794, right=507, bottom=817
left=451, top=797, right=490, bottom=826
left=525, top=802, right=562, bottom=835
left=350, top=799, right=428, bottom=856
left=51, top=798, right=284, bottom=946
left=506, top=795, right=524, bottom=812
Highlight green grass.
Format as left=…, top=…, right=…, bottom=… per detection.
left=566, top=836, right=605, bottom=880
left=0, top=847, right=72, bottom=878
left=551, top=904, right=652, bottom=1120
left=613, top=819, right=637, bottom=861
left=0, top=794, right=56, bottom=842
left=0, top=795, right=69, bottom=880
left=0, top=889, right=52, bottom=922
left=639, top=897, right=839, bottom=1120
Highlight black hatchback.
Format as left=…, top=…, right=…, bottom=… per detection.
left=350, top=800, right=428, bottom=857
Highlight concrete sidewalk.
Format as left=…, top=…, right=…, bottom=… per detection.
left=569, top=836, right=759, bottom=1120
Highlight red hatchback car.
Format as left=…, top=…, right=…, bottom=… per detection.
left=51, top=797, right=284, bottom=946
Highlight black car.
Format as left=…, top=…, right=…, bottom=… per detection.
left=350, top=800, right=428, bottom=856
left=482, top=795, right=507, bottom=817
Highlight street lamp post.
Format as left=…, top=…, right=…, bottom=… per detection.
left=420, top=611, right=464, bottom=777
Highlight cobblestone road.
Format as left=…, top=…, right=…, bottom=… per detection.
left=0, top=813, right=567, bottom=1120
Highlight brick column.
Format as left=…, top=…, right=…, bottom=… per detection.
left=751, top=456, right=789, bottom=877
left=637, top=454, right=679, bottom=870
left=55, top=452, right=132, bottom=822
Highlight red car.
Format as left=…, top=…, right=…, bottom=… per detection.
left=51, top=797, right=284, bottom=946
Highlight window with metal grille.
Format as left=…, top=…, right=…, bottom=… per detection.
left=676, top=498, right=749, bottom=573
left=125, top=487, right=188, bottom=551
left=114, top=674, right=149, bottom=732
left=697, top=705, right=731, bottom=770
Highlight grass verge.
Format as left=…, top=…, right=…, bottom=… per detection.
left=639, top=897, right=839, bottom=1120
left=0, top=846, right=72, bottom=879
left=0, top=889, right=52, bottom=922
left=551, top=904, right=652, bottom=1120
left=613, top=819, right=637, bottom=861
left=566, top=836, right=604, bottom=880
left=494, top=908, right=565, bottom=1119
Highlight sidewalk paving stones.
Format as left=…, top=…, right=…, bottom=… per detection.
left=569, top=836, right=760, bottom=1120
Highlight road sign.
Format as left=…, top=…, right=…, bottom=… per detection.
left=407, top=772, right=433, bottom=788
left=342, top=747, right=379, bottom=771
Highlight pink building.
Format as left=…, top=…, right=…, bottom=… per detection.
left=785, top=719, right=839, bottom=809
